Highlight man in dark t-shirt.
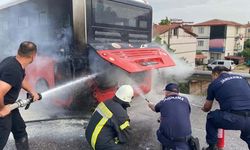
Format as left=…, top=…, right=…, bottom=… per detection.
left=202, top=66, right=250, bottom=150
left=0, top=41, right=40, bottom=150
left=148, top=83, right=192, bottom=150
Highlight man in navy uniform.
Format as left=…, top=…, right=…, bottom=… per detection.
left=148, top=83, right=192, bottom=150
left=202, top=66, right=250, bottom=150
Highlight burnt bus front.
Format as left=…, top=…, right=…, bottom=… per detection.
left=82, top=0, right=175, bottom=101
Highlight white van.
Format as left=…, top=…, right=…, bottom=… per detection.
left=207, top=60, right=235, bottom=71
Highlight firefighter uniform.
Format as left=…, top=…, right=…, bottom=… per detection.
left=85, top=99, right=131, bottom=150
left=205, top=72, right=250, bottom=149
left=85, top=85, right=133, bottom=150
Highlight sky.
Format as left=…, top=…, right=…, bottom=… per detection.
left=0, top=0, right=249, bottom=25
left=147, top=0, right=250, bottom=25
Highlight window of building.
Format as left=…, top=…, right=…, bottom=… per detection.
left=248, top=28, right=250, bottom=33
left=198, top=27, right=204, bottom=34
left=210, top=53, right=221, bottom=60
left=173, top=28, right=178, bottom=36
left=0, top=21, right=8, bottom=31
left=198, top=40, right=204, bottom=47
left=236, top=27, right=239, bottom=34
left=18, top=16, right=29, bottom=28
left=39, top=11, right=47, bottom=25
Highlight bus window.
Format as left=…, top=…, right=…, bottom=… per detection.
left=93, top=0, right=150, bottom=29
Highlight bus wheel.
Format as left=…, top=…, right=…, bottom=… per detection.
left=35, top=79, right=49, bottom=93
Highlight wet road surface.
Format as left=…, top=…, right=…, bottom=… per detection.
left=4, top=92, right=249, bottom=150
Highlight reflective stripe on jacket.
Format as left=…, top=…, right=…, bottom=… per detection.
left=85, top=100, right=130, bottom=150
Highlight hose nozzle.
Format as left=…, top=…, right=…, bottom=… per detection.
left=145, top=98, right=149, bottom=103
left=25, top=93, right=42, bottom=110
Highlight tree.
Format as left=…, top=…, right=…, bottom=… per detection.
left=240, top=48, right=250, bottom=60
left=159, top=17, right=170, bottom=25
left=240, top=40, right=250, bottom=61
left=244, top=39, right=250, bottom=49
left=154, top=36, right=162, bottom=44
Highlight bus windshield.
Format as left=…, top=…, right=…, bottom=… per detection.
left=93, top=0, right=150, bottom=29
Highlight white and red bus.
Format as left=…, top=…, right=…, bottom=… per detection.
left=0, top=0, right=175, bottom=108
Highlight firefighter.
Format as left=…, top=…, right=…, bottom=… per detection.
left=148, top=83, right=192, bottom=150
left=202, top=66, right=250, bottom=150
left=85, top=85, right=133, bottom=150
left=0, top=41, right=40, bottom=150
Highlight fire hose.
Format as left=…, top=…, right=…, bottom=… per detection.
left=9, top=93, right=42, bottom=111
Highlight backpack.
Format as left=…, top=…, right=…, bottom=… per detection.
left=188, top=136, right=200, bottom=150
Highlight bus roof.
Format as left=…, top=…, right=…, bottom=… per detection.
left=0, top=0, right=149, bottom=10
left=132, top=0, right=149, bottom=4
left=0, top=0, right=28, bottom=10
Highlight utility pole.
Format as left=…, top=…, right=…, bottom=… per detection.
left=167, top=23, right=171, bottom=49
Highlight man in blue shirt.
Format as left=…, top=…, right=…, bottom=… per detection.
left=148, top=83, right=192, bottom=150
left=202, top=66, right=250, bottom=150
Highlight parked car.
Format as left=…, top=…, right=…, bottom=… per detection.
left=207, top=60, right=235, bottom=71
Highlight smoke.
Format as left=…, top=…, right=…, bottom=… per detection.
left=0, top=0, right=77, bottom=118
left=149, top=43, right=195, bottom=94
left=0, top=0, right=73, bottom=60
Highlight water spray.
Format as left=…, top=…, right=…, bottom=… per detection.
left=42, top=73, right=98, bottom=99
left=9, top=73, right=98, bottom=111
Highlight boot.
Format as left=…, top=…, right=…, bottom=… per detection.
left=202, top=145, right=218, bottom=150
left=15, top=135, right=29, bottom=150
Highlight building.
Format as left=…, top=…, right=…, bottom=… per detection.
left=193, top=19, right=245, bottom=63
left=245, top=23, right=250, bottom=41
left=153, top=24, right=197, bottom=67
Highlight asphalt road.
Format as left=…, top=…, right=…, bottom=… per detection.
left=4, top=92, right=249, bottom=150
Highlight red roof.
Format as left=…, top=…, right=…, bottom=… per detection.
left=153, top=24, right=197, bottom=37
left=182, top=25, right=193, bottom=32
left=153, top=24, right=179, bottom=36
left=194, top=19, right=243, bottom=27
left=225, top=56, right=244, bottom=60
left=245, top=23, right=250, bottom=28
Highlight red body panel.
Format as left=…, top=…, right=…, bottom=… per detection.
left=25, top=56, right=55, bottom=89
left=97, top=48, right=175, bottom=73
left=93, top=86, right=117, bottom=102
left=94, top=71, right=152, bottom=102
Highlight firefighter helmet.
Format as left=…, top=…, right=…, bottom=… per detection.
left=115, top=85, right=134, bottom=103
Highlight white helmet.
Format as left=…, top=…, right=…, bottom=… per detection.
left=115, top=85, right=134, bottom=103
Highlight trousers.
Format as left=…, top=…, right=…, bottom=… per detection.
left=206, top=109, right=250, bottom=147
left=0, top=109, right=27, bottom=150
